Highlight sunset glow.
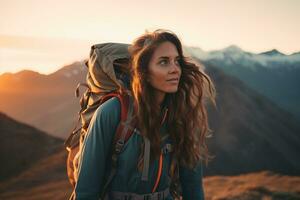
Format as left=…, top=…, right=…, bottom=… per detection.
left=0, top=0, right=299, bottom=74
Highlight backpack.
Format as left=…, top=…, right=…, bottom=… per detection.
left=64, top=43, right=182, bottom=200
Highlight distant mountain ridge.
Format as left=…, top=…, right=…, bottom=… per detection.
left=186, top=45, right=300, bottom=120
left=259, top=49, right=286, bottom=56
left=186, top=45, right=300, bottom=69
left=0, top=61, right=87, bottom=138
left=1, top=70, right=44, bottom=77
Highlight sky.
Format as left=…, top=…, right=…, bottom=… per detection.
left=0, top=0, right=299, bottom=74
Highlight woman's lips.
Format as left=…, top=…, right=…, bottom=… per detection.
left=166, top=78, right=179, bottom=83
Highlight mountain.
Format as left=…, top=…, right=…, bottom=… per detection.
left=259, top=49, right=286, bottom=56
left=0, top=112, right=71, bottom=199
left=204, top=171, right=300, bottom=200
left=0, top=112, right=299, bottom=199
left=2, top=46, right=299, bottom=140
left=1, top=59, right=300, bottom=175
left=0, top=65, right=300, bottom=199
left=0, top=149, right=71, bottom=200
left=186, top=46, right=300, bottom=120
left=203, top=63, right=300, bottom=175
left=222, top=45, right=244, bottom=54
left=0, top=61, right=87, bottom=138
left=291, top=51, right=300, bottom=56
left=186, top=45, right=300, bottom=69
left=0, top=112, right=63, bottom=181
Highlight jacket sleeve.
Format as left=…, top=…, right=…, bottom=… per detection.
left=179, top=161, right=205, bottom=200
left=74, top=98, right=121, bottom=200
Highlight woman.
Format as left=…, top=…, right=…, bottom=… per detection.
left=74, top=29, right=216, bottom=200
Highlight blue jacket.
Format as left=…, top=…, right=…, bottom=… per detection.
left=75, top=97, right=205, bottom=199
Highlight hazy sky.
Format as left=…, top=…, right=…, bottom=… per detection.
left=0, top=0, right=299, bottom=74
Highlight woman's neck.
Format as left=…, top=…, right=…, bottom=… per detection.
left=155, top=91, right=166, bottom=106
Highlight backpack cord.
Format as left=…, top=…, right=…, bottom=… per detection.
left=65, top=83, right=91, bottom=150
left=150, top=107, right=169, bottom=191
left=152, top=152, right=163, bottom=193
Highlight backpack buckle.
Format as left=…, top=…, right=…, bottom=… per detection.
left=162, top=143, right=173, bottom=154
left=115, top=140, right=125, bottom=154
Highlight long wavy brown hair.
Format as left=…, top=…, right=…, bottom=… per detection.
left=129, top=29, right=216, bottom=169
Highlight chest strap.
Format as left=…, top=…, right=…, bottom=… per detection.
left=162, top=143, right=173, bottom=155
left=109, top=187, right=170, bottom=200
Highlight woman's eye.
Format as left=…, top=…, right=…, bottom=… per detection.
left=159, top=60, right=168, bottom=65
left=175, top=59, right=180, bottom=65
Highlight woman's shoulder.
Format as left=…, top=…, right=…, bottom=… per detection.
left=99, top=96, right=121, bottom=112
left=93, top=97, right=121, bottom=122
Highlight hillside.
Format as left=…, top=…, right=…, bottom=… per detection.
left=186, top=46, right=300, bottom=120
left=0, top=59, right=300, bottom=176
left=204, top=171, right=300, bottom=200
left=203, top=63, right=300, bottom=175
left=0, top=149, right=71, bottom=200
left=0, top=61, right=87, bottom=138
left=0, top=71, right=300, bottom=199
left=0, top=112, right=63, bottom=181
left=1, top=157, right=299, bottom=200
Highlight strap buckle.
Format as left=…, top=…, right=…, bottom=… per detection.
left=115, top=139, right=125, bottom=154
left=162, top=143, right=173, bottom=154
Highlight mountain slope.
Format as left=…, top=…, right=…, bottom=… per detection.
left=186, top=46, right=300, bottom=120
left=0, top=61, right=87, bottom=138
left=1, top=156, right=299, bottom=200
left=0, top=112, right=63, bottom=181
left=203, top=63, right=300, bottom=175
left=0, top=149, right=71, bottom=200
left=204, top=171, right=300, bottom=200
left=1, top=60, right=300, bottom=175
left=0, top=65, right=300, bottom=199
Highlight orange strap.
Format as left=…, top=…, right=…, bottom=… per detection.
left=152, top=152, right=163, bottom=192
left=152, top=108, right=168, bottom=192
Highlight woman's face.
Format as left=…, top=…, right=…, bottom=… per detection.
left=147, top=41, right=182, bottom=103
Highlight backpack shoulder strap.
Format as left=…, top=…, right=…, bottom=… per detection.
left=100, top=92, right=137, bottom=199
left=100, top=92, right=136, bottom=145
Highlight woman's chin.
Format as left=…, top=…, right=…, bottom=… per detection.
left=166, top=87, right=179, bottom=93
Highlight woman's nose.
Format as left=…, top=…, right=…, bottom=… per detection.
left=169, top=62, right=180, bottom=73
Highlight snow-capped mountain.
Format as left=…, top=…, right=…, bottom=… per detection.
left=185, top=45, right=300, bottom=121
left=185, top=45, right=300, bottom=70
left=260, top=49, right=286, bottom=56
